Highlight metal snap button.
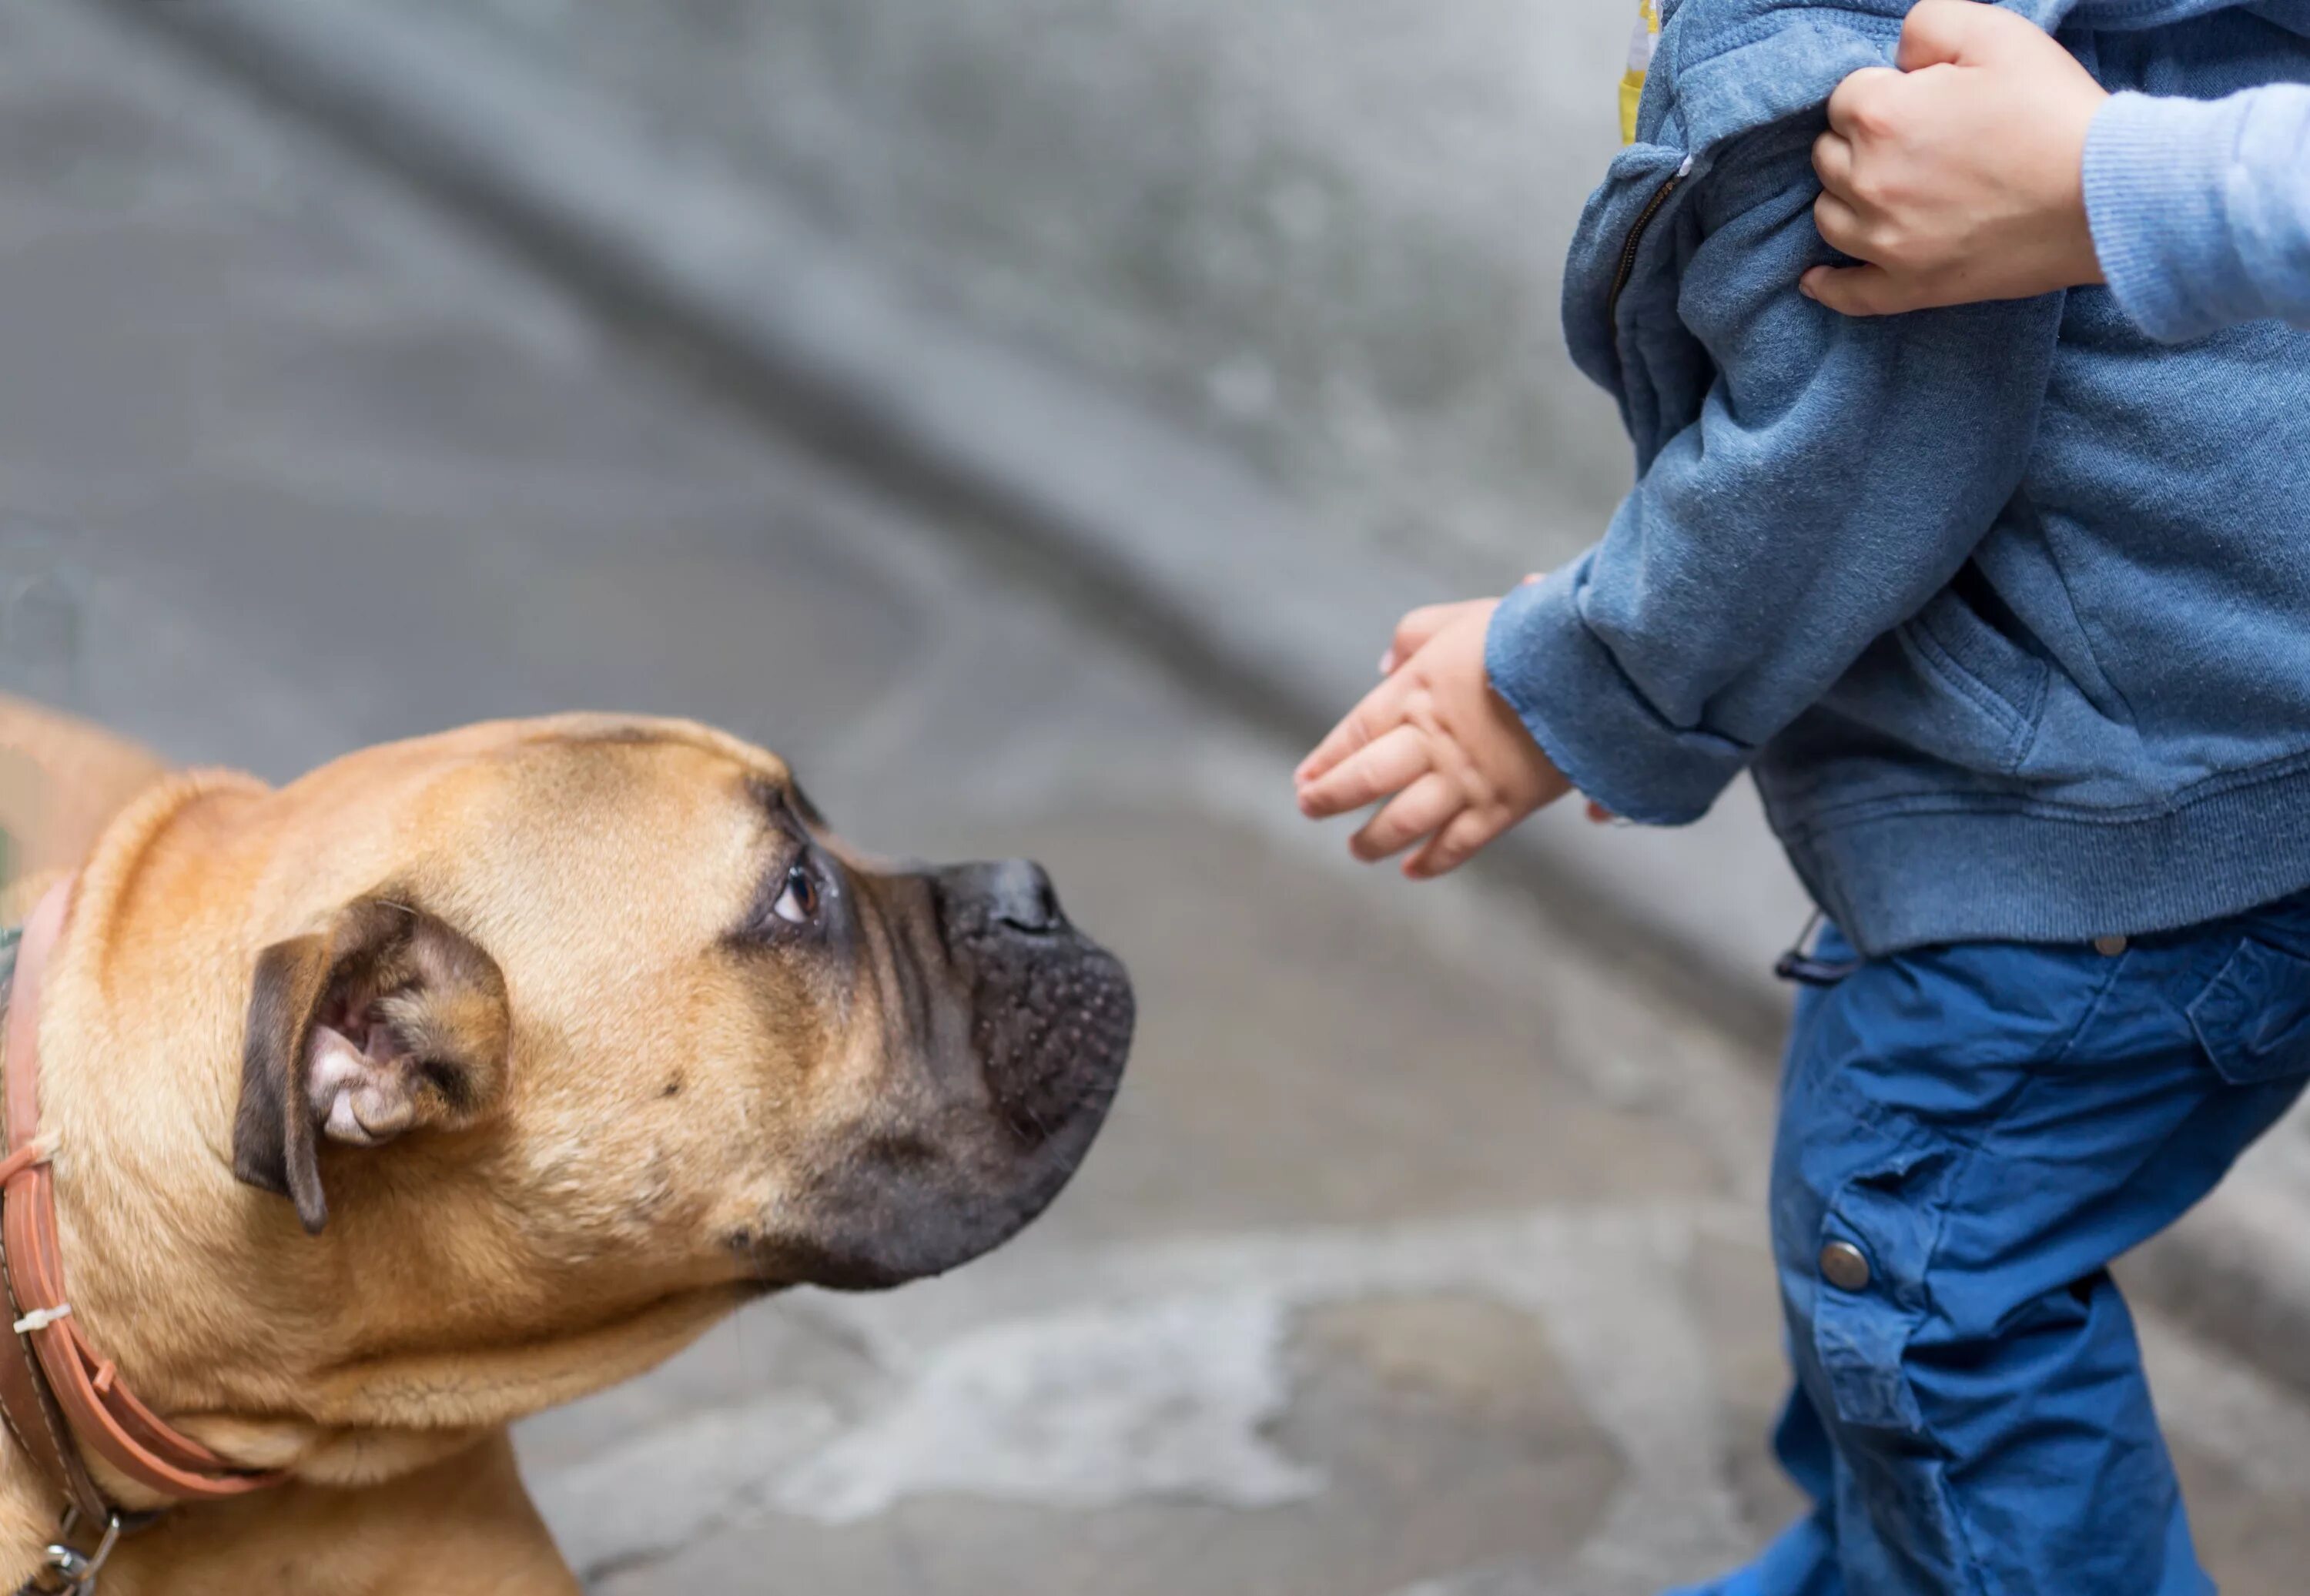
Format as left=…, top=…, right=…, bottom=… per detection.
left=2094, top=935, right=2129, bottom=958
left=1819, top=1240, right=1873, bottom=1292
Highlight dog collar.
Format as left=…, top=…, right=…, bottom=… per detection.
left=0, top=876, right=283, bottom=1592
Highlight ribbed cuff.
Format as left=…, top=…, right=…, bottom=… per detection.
left=1483, top=560, right=1749, bottom=828
left=2084, top=91, right=2249, bottom=345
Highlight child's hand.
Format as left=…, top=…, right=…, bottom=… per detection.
left=1295, top=596, right=1572, bottom=878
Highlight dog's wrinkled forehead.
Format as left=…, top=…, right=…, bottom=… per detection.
left=430, top=721, right=809, bottom=909
left=487, top=718, right=802, bottom=818
left=258, top=718, right=841, bottom=1024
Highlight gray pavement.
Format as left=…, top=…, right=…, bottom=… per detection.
left=0, top=2, right=2306, bottom=1593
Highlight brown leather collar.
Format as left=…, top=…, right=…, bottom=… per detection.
left=0, top=875, right=284, bottom=1554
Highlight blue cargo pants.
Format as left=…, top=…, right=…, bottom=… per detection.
left=1674, top=888, right=2310, bottom=1595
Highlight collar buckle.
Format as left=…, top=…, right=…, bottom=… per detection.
left=40, top=1509, right=119, bottom=1594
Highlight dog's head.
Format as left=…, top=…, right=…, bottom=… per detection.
left=221, top=717, right=1130, bottom=1377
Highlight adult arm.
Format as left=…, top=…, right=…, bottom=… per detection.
left=2085, top=84, right=2310, bottom=342
left=1802, top=0, right=2310, bottom=343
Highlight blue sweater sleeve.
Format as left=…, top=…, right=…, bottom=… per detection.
left=2086, top=85, right=2310, bottom=344
left=1487, top=120, right=2058, bottom=826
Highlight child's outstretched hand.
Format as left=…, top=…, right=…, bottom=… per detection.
left=1295, top=593, right=1572, bottom=878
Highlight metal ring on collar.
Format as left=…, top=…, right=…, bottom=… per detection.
left=42, top=1509, right=120, bottom=1594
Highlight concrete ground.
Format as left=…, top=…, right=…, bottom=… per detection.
left=0, top=2, right=2305, bottom=1591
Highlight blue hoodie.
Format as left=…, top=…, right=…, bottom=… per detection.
left=1488, top=0, right=2310, bottom=955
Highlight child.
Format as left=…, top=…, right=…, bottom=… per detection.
left=1297, top=0, right=2310, bottom=1591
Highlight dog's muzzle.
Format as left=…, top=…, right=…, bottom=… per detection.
left=932, top=860, right=1133, bottom=1149
left=752, top=855, right=1133, bottom=1294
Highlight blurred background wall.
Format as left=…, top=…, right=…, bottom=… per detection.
left=384, top=0, right=1637, bottom=584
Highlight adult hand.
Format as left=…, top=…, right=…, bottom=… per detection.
left=1801, top=0, right=2109, bottom=316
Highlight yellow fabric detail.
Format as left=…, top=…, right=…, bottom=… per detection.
left=1622, top=0, right=1662, bottom=146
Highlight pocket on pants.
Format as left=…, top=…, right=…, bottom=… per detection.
left=1811, top=1141, right=1956, bottom=1437
left=2188, top=936, right=2310, bottom=1086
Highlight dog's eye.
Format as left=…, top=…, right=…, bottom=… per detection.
left=772, top=863, right=820, bottom=925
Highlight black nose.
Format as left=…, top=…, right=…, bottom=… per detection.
left=939, top=859, right=1066, bottom=934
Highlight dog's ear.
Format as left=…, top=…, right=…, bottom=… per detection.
left=234, top=898, right=511, bottom=1234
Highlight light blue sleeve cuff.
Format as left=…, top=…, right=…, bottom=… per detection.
left=1484, top=560, right=1751, bottom=828
left=2085, top=91, right=2252, bottom=345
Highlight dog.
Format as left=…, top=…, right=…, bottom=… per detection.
left=0, top=695, right=1133, bottom=1593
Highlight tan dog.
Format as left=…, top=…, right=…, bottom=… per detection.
left=0, top=696, right=1133, bottom=1593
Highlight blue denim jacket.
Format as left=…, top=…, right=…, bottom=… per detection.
left=1488, top=0, right=2310, bottom=956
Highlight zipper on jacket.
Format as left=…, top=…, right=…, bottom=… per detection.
left=1605, top=159, right=1692, bottom=324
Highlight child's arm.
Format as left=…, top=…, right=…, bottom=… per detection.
left=1303, top=114, right=2064, bottom=865
left=1493, top=113, right=2061, bottom=827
